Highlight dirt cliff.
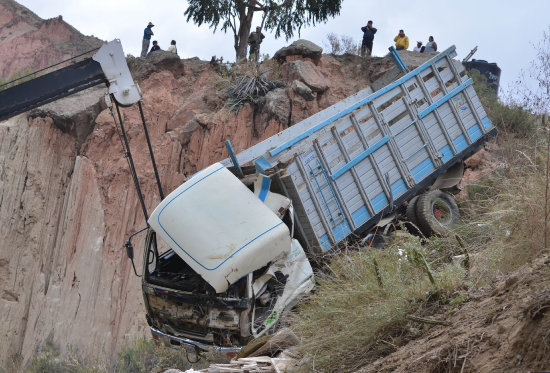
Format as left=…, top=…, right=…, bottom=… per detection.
left=0, top=0, right=103, bottom=80
left=359, top=254, right=550, bottom=373
left=0, top=2, right=435, bottom=365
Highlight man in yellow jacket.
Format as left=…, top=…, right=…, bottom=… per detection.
left=394, top=29, right=409, bottom=50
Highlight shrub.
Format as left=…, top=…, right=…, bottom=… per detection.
left=25, top=345, right=104, bottom=373
left=113, top=338, right=197, bottom=373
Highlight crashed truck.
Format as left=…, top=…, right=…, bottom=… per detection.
left=0, top=41, right=496, bottom=356
left=142, top=46, right=497, bottom=354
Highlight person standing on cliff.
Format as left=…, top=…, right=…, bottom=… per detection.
left=394, top=29, right=409, bottom=50
left=248, top=26, right=265, bottom=63
left=424, top=36, right=438, bottom=53
left=141, top=22, right=154, bottom=58
left=360, top=20, right=377, bottom=57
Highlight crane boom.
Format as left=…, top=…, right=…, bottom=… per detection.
left=0, top=39, right=141, bottom=122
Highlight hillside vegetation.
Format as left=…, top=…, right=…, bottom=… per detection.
left=288, top=38, right=550, bottom=372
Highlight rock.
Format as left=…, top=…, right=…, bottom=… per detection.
left=262, top=88, right=291, bottom=124
left=28, top=85, right=107, bottom=149
left=274, top=39, right=323, bottom=64
left=285, top=60, right=328, bottom=93
left=292, top=80, right=314, bottom=101
left=465, top=149, right=489, bottom=170
left=127, top=51, right=184, bottom=81
left=146, top=50, right=180, bottom=64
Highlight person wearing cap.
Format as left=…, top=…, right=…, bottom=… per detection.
left=141, top=22, right=154, bottom=58
left=413, top=41, right=423, bottom=52
left=424, top=36, right=437, bottom=53
left=360, top=20, right=377, bottom=57
left=394, top=29, right=409, bottom=51
left=248, top=26, right=265, bottom=63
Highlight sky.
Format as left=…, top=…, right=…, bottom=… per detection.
left=16, top=0, right=550, bottom=95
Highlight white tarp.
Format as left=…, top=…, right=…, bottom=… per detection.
left=148, top=163, right=291, bottom=293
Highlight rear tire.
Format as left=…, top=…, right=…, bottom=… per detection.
left=415, top=190, right=459, bottom=236
left=405, top=195, right=421, bottom=233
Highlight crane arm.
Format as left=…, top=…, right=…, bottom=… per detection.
left=0, top=39, right=141, bottom=122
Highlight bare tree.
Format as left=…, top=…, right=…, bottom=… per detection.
left=324, top=33, right=359, bottom=55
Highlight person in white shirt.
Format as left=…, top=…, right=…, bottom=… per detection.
left=413, top=41, right=423, bottom=52
left=424, top=36, right=437, bottom=53
left=167, top=40, right=178, bottom=55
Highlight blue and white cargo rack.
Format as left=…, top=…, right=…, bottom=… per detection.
left=223, top=46, right=497, bottom=253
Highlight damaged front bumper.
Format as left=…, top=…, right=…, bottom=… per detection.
left=150, top=326, right=242, bottom=353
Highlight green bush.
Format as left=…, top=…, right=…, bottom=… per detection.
left=25, top=346, right=104, bottom=373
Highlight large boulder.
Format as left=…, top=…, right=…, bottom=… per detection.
left=274, top=39, right=323, bottom=64
left=261, top=88, right=291, bottom=125
left=28, top=84, right=107, bottom=149
left=127, top=51, right=184, bottom=80
left=284, top=60, right=328, bottom=93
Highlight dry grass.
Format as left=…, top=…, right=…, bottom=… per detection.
left=18, top=338, right=209, bottom=373
left=290, top=237, right=466, bottom=372
left=457, top=132, right=548, bottom=280
left=290, top=126, right=548, bottom=372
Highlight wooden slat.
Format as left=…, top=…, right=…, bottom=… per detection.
left=295, top=154, right=334, bottom=244
left=331, top=126, right=375, bottom=216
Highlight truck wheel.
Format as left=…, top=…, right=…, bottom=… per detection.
left=415, top=190, right=459, bottom=236
left=405, top=195, right=420, bottom=233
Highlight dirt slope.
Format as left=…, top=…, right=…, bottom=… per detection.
left=358, top=254, right=550, bottom=373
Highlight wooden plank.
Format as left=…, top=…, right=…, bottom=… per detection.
left=414, top=73, right=457, bottom=155
left=430, top=65, right=472, bottom=146
left=331, top=126, right=375, bottom=216
left=400, top=86, right=440, bottom=167
left=295, top=154, right=335, bottom=244
left=314, top=141, right=355, bottom=229
left=369, top=101, right=414, bottom=187
left=446, top=55, right=487, bottom=134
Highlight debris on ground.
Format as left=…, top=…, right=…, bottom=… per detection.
left=176, top=355, right=295, bottom=373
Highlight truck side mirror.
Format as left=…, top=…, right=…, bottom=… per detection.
left=125, top=240, right=134, bottom=260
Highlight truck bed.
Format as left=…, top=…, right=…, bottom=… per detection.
left=223, top=46, right=496, bottom=252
